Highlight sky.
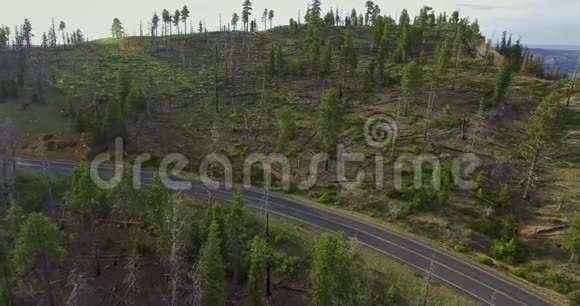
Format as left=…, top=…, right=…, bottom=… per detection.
left=1, top=0, right=579, bottom=47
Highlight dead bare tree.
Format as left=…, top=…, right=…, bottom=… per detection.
left=123, top=255, right=143, bottom=305
left=185, top=260, right=202, bottom=306
left=165, top=195, right=191, bottom=306
left=420, top=256, right=436, bottom=306
left=66, top=267, right=87, bottom=306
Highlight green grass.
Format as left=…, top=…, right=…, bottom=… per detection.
left=0, top=99, right=77, bottom=142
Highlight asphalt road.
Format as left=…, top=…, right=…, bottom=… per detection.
left=14, top=157, right=553, bottom=306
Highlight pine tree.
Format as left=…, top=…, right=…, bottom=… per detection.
left=268, top=10, right=275, bottom=29
left=341, top=27, right=358, bottom=78
left=275, top=107, right=297, bottom=152
left=225, top=190, right=245, bottom=283
left=13, top=213, right=65, bottom=306
left=173, top=10, right=181, bottom=37
left=245, top=236, right=270, bottom=306
left=111, top=18, right=124, bottom=38
left=200, top=222, right=225, bottom=306
left=400, top=60, right=423, bottom=116
left=492, top=59, right=512, bottom=106
left=308, top=233, right=361, bottom=305
left=318, top=89, right=343, bottom=153
left=181, top=5, right=190, bottom=35
left=396, top=24, right=413, bottom=63
left=363, top=59, right=376, bottom=92
left=305, top=13, right=322, bottom=77
left=22, top=19, right=32, bottom=49
left=231, top=13, right=240, bottom=31
left=242, top=0, right=253, bottom=32
left=321, top=42, right=333, bottom=78
left=126, top=83, right=145, bottom=117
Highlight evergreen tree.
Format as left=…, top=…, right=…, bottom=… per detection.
left=162, top=9, right=171, bottom=36
left=126, top=82, right=145, bottom=117
left=111, top=18, right=124, bottom=38
left=308, top=233, right=361, bottom=305
left=13, top=213, right=65, bottom=306
left=305, top=13, right=322, bottom=77
left=225, top=190, right=246, bottom=283
left=396, top=24, right=413, bottom=63
left=200, top=222, right=225, bottom=306
left=363, top=60, right=376, bottom=92
left=398, top=9, right=410, bottom=28
left=242, top=0, right=253, bottom=32
left=22, top=19, right=32, bottom=49
left=341, top=27, right=358, bottom=77
left=173, top=10, right=181, bottom=36
left=231, top=13, right=240, bottom=31
left=400, top=60, right=423, bottom=116
left=492, top=59, right=512, bottom=106
left=181, top=5, right=190, bottom=35
left=268, top=10, right=275, bottom=29
left=321, top=42, right=333, bottom=78
left=275, top=107, right=297, bottom=152
left=245, top=236, right=270, bottom=306
left=318, top=89, right=343, bottom=153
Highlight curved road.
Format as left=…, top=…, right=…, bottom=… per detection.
left=15, top=157, right=553, bottom=306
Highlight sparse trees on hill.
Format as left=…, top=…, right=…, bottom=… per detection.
left=111, top=18, right=124, bottom=38
left=0, top=26, right=10, bottom=49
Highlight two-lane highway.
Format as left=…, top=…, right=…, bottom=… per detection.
left=15, top=157, right=554, bottom=306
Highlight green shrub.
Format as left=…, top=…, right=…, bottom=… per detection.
left=318, top=192, right=336, bottom=204
left=475, top=254, right=494, bottom=266
left=544, top=271, right=573, bottom=294
left=453, top=244, right=467, bottom=253
left=491, top=238, right=524, bottom=264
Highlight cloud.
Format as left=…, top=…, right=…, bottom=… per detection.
left=456, top=3, right=504, bottom=10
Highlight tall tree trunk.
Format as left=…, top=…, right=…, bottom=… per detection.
left=39, top=255, right=56, bottom=306
left=522, top=150, right=539, bottom=201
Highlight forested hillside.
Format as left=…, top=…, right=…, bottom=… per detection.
left=1, top=1, right=580, bottom=305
